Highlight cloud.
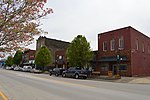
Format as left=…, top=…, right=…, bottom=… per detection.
left=28, top=0, right=150, bottom=50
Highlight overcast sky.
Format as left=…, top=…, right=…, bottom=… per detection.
left=28, top=0, right=150, bottom=50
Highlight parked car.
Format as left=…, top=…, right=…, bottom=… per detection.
left=30, top=68, right=42, bottom=73
left=6, top=66, right=14, bottom=70
left=49, top=68, right=65, bottom=76
left=22, top=66, right=32, bottom=72
left=14, top=66, right=23, bottom=71
left=62, top=67, right=89, bottom=79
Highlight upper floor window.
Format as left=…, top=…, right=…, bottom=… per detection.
left=98, top=35, right=101, bottom=40
left=103, top=41, right=107, bottom=51
left=136, top=39, right=139, bottom=50
left=142, top=43, right=145, bottom=52
left=110, top=39, right=115, bottom=51
left=148, top=45, right=150, bottom=54
left=119, top=36, right=124, bottom=49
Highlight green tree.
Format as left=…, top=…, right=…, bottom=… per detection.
left=35, top=45, right=52, bottom=70
left=67, top=35, right=93, bottom=67
left=5, top=56, right=14, bottom=67
left=13, top=50, right=23, bottom=66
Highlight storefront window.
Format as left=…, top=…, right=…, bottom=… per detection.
left=119, top=64, right=127, bottom=71
left=100, top=64, right=109, bottom=71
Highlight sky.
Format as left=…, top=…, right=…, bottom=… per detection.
left=28, top=0, right=150, bottom=51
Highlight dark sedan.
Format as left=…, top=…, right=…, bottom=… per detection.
left=62, top=67, right=90, bottom=79
left=49, top=68, right=65, bottom=76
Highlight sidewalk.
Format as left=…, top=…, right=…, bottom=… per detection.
left=128, top=77, right=150, bottom=84
left=90, top=75, right=150, bottom=84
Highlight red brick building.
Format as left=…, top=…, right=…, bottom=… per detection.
left=55, top=50, right=68, bottom=69
left=22, top=49, right=36, bottom=66
left=96, top=26, right=150, bottom=76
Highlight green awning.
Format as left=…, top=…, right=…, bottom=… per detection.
left=99, top=56, right=127, bottom=62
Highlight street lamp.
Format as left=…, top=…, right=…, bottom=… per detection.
left=116, top=54, right=121, bottom=78
left=116, top=54, right=120, bottom=74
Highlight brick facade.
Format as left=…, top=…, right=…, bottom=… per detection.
left=36, top=36, right=70, bottom=67
left=55, top=50, right=68, bottom=68
left=97, top=26, right=150, bottom=76
left=22, top=49, right=36, bottom=66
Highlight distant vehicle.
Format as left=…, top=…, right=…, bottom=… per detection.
left=62, top=67, right=89, bottom=79
left=6, top=66, right=14, bottom=70
left=30, top=66, right=42, bottom=73
left=14, top=66, right=23, bottom=71
left=23, top=66, right=32, bottom=72
left=49, top=68, right=65, bottom=76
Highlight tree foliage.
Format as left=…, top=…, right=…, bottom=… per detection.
left=5, top=56, right=13, bottom=67
left=13, top=50, right=23, bottom=65
left=35, top=45, right=52, bottom=69
left=0, top=0, right=53, bottom=51
left=67, top=35, right=93, bottom=67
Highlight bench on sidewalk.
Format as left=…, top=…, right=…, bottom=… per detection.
left=92, top=71, right=101, bottom=75
left=89, top=71, right=100, bottom=78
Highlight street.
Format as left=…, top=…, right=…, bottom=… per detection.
left=0, top=69, right=150, bottom=100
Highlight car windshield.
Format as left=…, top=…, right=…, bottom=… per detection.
left=53, top=68, right=59, bottom=71
left=76, top=67, right=81, bottom=70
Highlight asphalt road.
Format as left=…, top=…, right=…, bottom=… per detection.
left=0, top=69, right=150, bottom=100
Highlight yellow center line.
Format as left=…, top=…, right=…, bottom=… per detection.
left=0, top=91, right=8, bottom=100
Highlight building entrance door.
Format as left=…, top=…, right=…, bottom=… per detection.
left=113, top=65, right=117, bottom=75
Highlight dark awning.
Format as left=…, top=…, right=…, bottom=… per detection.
left=99, top=56, right=127, bottom=62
